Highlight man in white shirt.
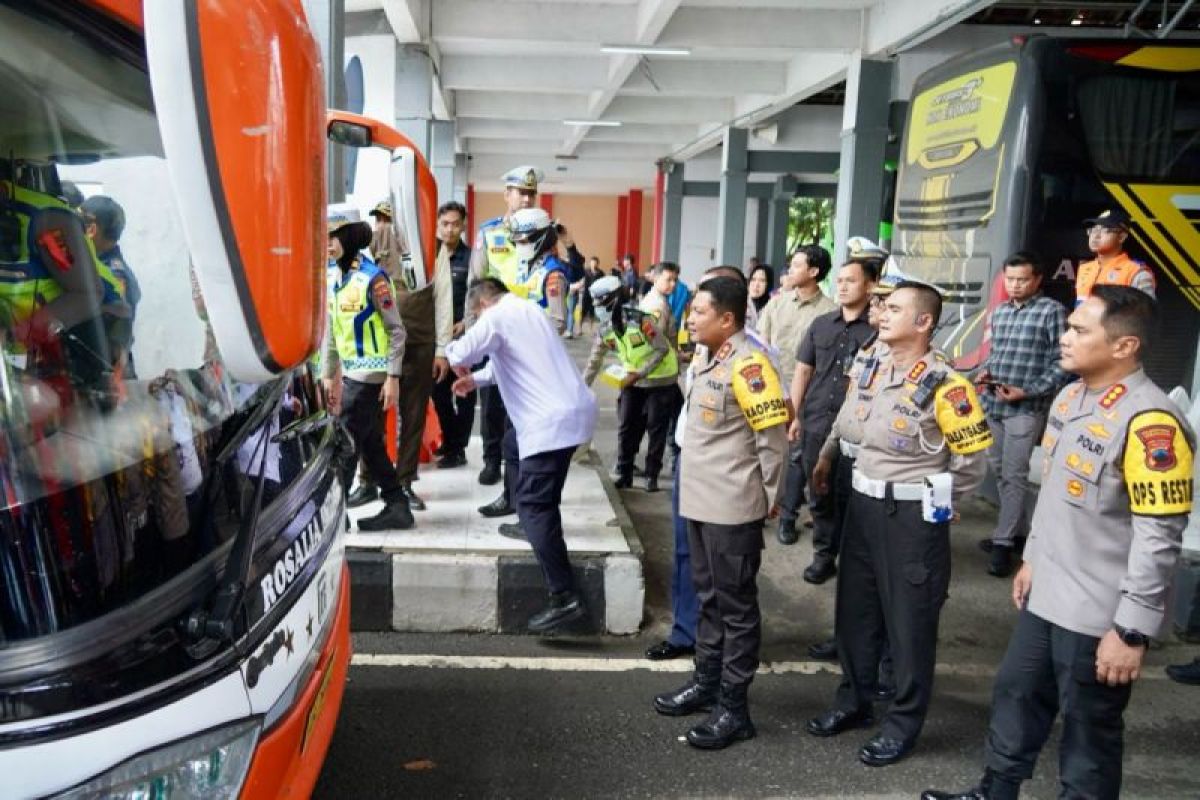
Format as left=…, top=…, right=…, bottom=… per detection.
left=447, top=278, right=598, bottom=634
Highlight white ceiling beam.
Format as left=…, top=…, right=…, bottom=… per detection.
left=604, top=95, right=730, bottom=125
left=455, top=90, right=591, bottom=121
left=560, top=0, right=683, bottom=154
left=433, top=0, right=635, bottom=44
left=441, top=55, right=609, bottom=92
left=469, top=154, right=656, bottom=183
left=619, top=59, right=786, bottom=97
left=581, top=122, right=700, bottom=144
left=865, top=0, right=997, bottom=56
left=381, top=0, right=425, bottom=43
left=457, top=118, right=566, bottom=140
left=658, top=7, right=860, bottom=50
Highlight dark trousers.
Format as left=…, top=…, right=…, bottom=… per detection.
left=616, top=384, right=681, bottom=479
left=689, top=518, right=764, bottom=687
left=668, top=468, right=699, bottom=647
left=480, top=383, right=507, bottom=467
left=503, top=426, right=575, bottom=594
left=835, top=491, right=950, bottom=743
left=801, top=425, right=839, bottom=559
left=431, top=371, right=476, bottom=456
left=339, top=378, right=403, bottom=503
left=984, top=610, right=1132, bottom=800
left=779, top=438, right=807, bottom=525
left=395, top=341, right=435, bottom=483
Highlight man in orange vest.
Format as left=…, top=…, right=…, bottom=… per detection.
left=1075, top=209, right=1155, bottom=305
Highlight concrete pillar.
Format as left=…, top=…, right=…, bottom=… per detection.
left=616, top=195, right=629, bottom=259
left=661, top=162, right=683, bottom=264
left=393, top=44, right=433, bottom=158
left=754, top=199, right=768, bottom=269
left=453, top=154, right=469, bottom=206
left=429, top=120, right=456, bottom=207
left=766, top=175, right=797, bottom=277
left=626, top=189, right=644, bottom=268
left=717, top=126, right=749, bottom=267
left=539, top=193, right=554, bottom=217
left=833, top=55, right=892, bottom=262
left=301, top=0, right=345, bottom=200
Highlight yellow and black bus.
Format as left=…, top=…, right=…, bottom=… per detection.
left=892, top=35, right=1200, bottom=392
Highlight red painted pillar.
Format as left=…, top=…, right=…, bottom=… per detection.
left=616, top=194, right=629, bottom=266
left=626, top=189, right=643, bottom=270
left=652, top=168, right=665, bottom=264
left=539, top=193, right=554, bottom=217
left=465, top=183, right=475, bottom=234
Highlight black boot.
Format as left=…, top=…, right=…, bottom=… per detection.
left=653, top=656, right=721, bottom=716
left=612, top=470, right=633, bottom=489
left=527, top=590, right=586, bottom=634
left=358, top=497, right=414, bottom=531
left=922, top=770, right=1019, bottom=800
left=478, top=461, right=501, bottom=486
left=478, top=466, right=517, bottom=517
left=644, top=475, right=659, bottom=493
left=686, top=681, right=756, bottom=749
left=346, top=483, right=378, bottom=508
left=988, top=545, right=1014, bottom=578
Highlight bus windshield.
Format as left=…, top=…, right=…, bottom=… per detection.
left=0, top=3, right=280, bottom=645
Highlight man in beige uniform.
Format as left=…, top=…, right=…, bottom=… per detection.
left=924, top=286, right=1194, bottom=800
left=652, top=276, right=787, bottom=750
left=807, top=282, right=992, bottom=767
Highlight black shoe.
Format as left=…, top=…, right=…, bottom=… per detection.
left=357, top=500, right=414, bottom=531
left=686, top=682, right=755, bottom=750
left=979, top=537, right=1027, bottom=554
left=645, top=640, right=694, bottom=661
left=401, top=483, right=426, bottom=511
left=1166, top=657, right=1200, bottom=685
left=873, top=682, right=896, bottom=702
left=478, top=493, right=516, bottom=518
left=478, top=462, right=501, bottom=485
left=497, top=522, right=527, bottom=541
left=654, top=657, right=721, bottom=716
left=346, top=484, right=378, bottom=509
left=923, top=771, right=1019, bottom=800
left=612, top=472, right=633, bottom=489
left=807, top=639, right=838, bottom=661
left=858, top=734, right=914, bottom=767
left=805, top=708, right=874, bottom=738
left=988, top=544, right=1014, bottom=578
left=437, top=451, right=467, bottom=469
left=777, top=519, right=799, bottom=545
left=803, top=555, right=837, bottom=585
left=527, top=591, right=586, bottom=634
left=644, top=476, right=660, bottom=493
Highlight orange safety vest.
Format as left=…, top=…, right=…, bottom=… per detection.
left=1075, top=252, right=1155, bottom=303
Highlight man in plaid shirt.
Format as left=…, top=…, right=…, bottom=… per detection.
left=975, top=253, right=1069, bottom=578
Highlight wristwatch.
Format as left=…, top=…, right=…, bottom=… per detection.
left=1113, top=625, right=1150, bottom=648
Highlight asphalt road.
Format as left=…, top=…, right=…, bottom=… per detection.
left=314, top=335, right=1200, bottom=799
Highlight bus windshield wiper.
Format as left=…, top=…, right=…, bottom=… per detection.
left=184, top=376, right=290, bottom=655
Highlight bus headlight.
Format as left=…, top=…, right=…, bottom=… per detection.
left=51, top=719, right=260, bottom=799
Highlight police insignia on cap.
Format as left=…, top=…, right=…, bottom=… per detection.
left=1136, top=424, right=1179, bottom=472
left=523, top=169, right=537, bottom=189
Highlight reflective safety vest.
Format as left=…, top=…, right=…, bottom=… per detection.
left=602, top=309, right=678, bottom=381
left=1075, top=252, right=1155, bottom=304
left=0, top=181, right=126, bottom=324
left=512, top=253, right=568, bottom=309
left=328, top=256, right=390, bottom=373
left=479, top=216, right=520, bottom=289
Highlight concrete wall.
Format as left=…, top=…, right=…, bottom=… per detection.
left=343, top=35, right=399, bottom=219
left=473, top=192, right=654, bottom=273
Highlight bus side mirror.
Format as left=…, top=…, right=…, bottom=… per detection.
left=327, top=120, right=372, bottom=148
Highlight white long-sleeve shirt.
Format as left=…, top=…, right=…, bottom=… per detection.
left=446, top=293, right=597, bottom=458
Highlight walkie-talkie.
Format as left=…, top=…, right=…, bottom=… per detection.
left=910, top=369, right=946, bottom=409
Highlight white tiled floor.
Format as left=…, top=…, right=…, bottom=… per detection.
left=345, top=437, right=630, bottom=555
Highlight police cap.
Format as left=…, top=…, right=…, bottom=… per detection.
left=502, top=165, right=543, bottom=192
left=327, top=203, right=361, bottom=233
left=1083, top=209, right=1132, bottom=230
left=369, top=200, right=393, bottom=220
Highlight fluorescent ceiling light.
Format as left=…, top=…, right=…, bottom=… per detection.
left=563, top=119, right=622, bottom=127
left=601, top=44, right=691, bottom=56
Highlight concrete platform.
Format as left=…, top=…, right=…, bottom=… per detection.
left=345, top=437, right=644, bottom=636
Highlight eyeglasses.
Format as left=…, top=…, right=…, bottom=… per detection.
left=1087, top=225, right=1124, bottom=235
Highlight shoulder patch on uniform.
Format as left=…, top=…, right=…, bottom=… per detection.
left=640, top=317, right=656, bottom=339
left=1124, top=409, right=1194, bottom=516
left=935, top=374, right=992, bottom=454
left=370, top=276, right=395, bottom=310
left=731, top=351, right=787, bottom=431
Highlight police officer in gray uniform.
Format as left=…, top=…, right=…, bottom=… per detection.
left=924, top=286, right=1194, bottom=800
left=806, top=282, right=992, bottom=767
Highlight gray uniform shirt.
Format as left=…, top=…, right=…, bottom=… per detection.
left=853, top=348, right=992, bottom=506
left=679, top=330, right=788, bottom=524
left=1024, top=369, right=1195, bottom=638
